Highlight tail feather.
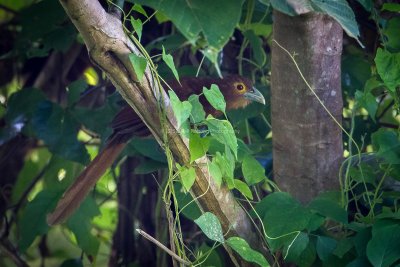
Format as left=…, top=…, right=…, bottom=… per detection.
left=47, top=138, right=127, bottom=225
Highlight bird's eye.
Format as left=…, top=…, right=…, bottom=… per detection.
left=235, top=82, right=246, bottom=92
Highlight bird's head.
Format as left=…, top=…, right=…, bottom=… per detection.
left=218, top=75, right=266, bottom=110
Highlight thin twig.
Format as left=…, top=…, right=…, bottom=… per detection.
left=136, top=229, right=191, bottom=266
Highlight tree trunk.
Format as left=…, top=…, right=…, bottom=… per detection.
left=271, top=11, right=343, bottom=203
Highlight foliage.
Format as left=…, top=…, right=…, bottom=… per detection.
left=266, top=0, right=362, bottom=46
left=226, top=237, right=270, bottom=267
left=0, top=0, right=399, bottom=266
left=131, top=0, right=245, bottom=53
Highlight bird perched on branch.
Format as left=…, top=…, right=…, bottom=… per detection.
left=47, top=75, right=265, bottom=225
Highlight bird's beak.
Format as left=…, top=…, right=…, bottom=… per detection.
left=244, top=87, right=265, bottom=105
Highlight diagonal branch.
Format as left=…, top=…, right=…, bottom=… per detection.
left=58, top=0, right=271, bottom=265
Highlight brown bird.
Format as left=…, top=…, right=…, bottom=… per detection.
left=47, top=75, right=265, bottom=225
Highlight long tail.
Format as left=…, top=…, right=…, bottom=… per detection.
left=47, top=138, right=127, bottom=225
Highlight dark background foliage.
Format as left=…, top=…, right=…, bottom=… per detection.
left=0, top=0, right=399, bottom=266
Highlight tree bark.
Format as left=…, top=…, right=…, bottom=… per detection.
left=58, top=0, right=271, bottom=265
left=271, top=11, right=343, bottom=203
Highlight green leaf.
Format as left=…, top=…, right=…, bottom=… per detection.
left=179, top=165, right=196, bottom=191
left=352, top=227, right=371, bottom=256
left=239, top=23, right=272, bottom=37
left=285, top=232, right=309, bottom=263
left=134, top=159, right=167, bottom=174
left=226, top=237, right=269, bottom=267
left=342, top=54, right=372, bottom=94
left=355, top=90, right=378, bottom=121
left=308, top=192, right=348, bottom=224
left=348, top=163, right=377, bottom=185
left=375, top=48, right=400, bottom=92
left=66, top=196, right=101, bottom=256
left=242, top=155, right=267, bottom=186
left=333, top=238, right=353, bottom=258
left=189, top=132, right=210, bottom=163
left=168, top=90, right=191, bottom=128
left=295, top=242, right=317, bottom=267
left=202, top=47, right=222, bottom=69
left=128, top=138, right=166, bottom=162
left=66, top=79, right=88, bottom=106
left=206, top=117, right=237, bottom=158
left=316, top=236, right=337, bottom=261
left=203, top=84, right=226, bottom=115
left=128, top=53, right=147, bottom=82
left=11, top=148, right=51, bottom=203
left=237, top=139, right=253, bottom=162
left=17, top=0, right=76, bottom=57
left=243, top=30, right=266, bottom=67
left=356, top=0, right=372, bottom=11
left=71, top=105, right=115, bottom=137
left=162, top=46, right=180, bottom=83
left=180, top=119, right=191, bottom=138
left=209, top=159, right=223, bottom=188
left=197, top=243, right=223, bottom=267
left=310, top=0, right=363, bottom=47
left=383, top=17, right=400, bottom=51
left=382, top=3, right=400, bottom=12
left=5, top=87, right=46, bottom=123
left=253, top=192, right=314, bottom=237
left=224, top=147, right=236, bottom=188
left=130, top=17, right=143, bottom=41
left=371, top=129, right=400, bottom=164
left=39, top=24, right=76, bottom=54
left=133, top=0, right=245, bottom=51
left=234, top=179, right=253, bottom=200
left=348, top=257, right=372, bottom=267
left=0, top=0, right=34, bottom=12
left=18, top=190, right=62, bottom=252
left=194, top=212, right=224, bottom=243
left=367, top=220, right=400, bottom=267
left=42, top=155, right=82, bottom=191
left=155, top=11, right=170, bottom=24
left=208, top=138, right=225, bottom=155
left=268, top=0, right=311, bottom=16
left=132, top=4, right=148, bottom=17
left=306, top=213, right=325, bottom=232
left=174, top=183, right=201, bottom=220
left=364, top=77, right=385, bottom=93
left=214, top=149, right=235, bottom=189
left=188, top=94, right=206, bottom=124
left=31, top=101, right=90, bottom=164
left=19, top=0, right=67, bottom=45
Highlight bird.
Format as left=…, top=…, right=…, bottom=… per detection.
left=47, top=75, right=265, bottom=225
